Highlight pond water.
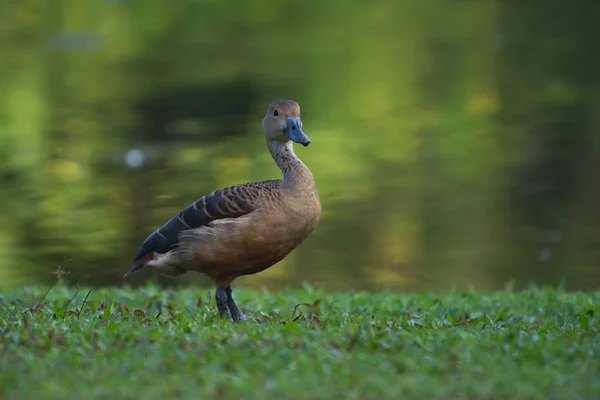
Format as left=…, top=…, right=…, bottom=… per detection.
left=1, top=1, right=599, bottom=291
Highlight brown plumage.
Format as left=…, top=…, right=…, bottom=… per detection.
left=124, top=99, right=321, bottom=321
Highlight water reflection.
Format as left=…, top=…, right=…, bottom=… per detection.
left=0, top=0, right=598, bottom=290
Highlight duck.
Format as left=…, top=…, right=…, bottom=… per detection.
left=123, top=99, right=321, bottom=321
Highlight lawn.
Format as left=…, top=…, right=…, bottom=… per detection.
left=0, top=283, right=599, bottom=399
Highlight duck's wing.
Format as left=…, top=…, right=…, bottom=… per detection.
left=124, top=183, right=266, bottom=277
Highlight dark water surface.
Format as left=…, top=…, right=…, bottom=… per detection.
left=1, top=1, right=599, bottom=291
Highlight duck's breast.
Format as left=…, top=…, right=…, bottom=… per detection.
left=178, top=198, right=319, bottom=280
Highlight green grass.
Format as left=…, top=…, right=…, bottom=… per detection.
left=1, top=283, right=599, bottom=399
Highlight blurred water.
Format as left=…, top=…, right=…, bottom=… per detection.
left=0, top=0, right=599, bottom=291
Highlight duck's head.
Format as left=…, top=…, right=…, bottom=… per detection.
left=262, top=99, right=311, bottom=147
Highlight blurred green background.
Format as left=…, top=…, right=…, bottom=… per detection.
left=1, top=0, right=599, bottom=291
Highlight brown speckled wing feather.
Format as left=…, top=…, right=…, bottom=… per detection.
left=127, top=181, right=280, bottom=273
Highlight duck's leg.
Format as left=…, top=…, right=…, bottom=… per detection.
left=225, top=285, right=246, bottom=321
left=215, top=287, right=230, bottom=319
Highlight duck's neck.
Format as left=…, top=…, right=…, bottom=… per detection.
left=267, top=139, right=314, bottom=189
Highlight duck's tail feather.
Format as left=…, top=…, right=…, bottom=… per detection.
left=123, top=250, right=156, bottom=278
left=123, top=263, right=146, bottom=278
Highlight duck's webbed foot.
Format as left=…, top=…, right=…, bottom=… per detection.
left=226, top=285, right=246, bottom=322
left=215, top=286, right=246, bottom=321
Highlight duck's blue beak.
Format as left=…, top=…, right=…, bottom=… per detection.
left=285, top=116, right=311, bottom=147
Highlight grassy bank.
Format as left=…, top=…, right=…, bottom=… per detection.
left=0, top=284, right=599, bottom=399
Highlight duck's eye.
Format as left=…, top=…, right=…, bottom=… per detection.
left=273, top=109, right=279, bottom=117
